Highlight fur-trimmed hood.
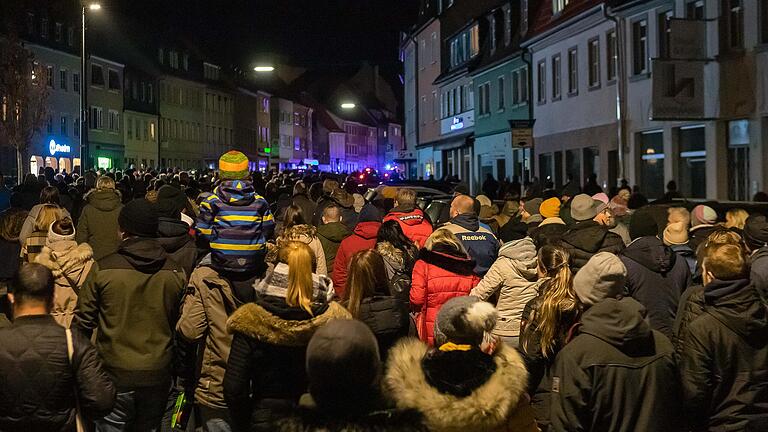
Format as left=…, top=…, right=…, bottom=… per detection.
left=267, top=224, right=319, bottom=263
left=384, top=338, right=531, bottom=432
left=377, top=241, right=405, bottom=268
left=227, top=301, right=351, bottom=347
left=35, top=240, right=94, bottom=281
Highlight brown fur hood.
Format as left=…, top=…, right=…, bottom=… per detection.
left=376, top=241, right=404, bottom=267
left=384, top=338, right=530, bottom=432
left=267, top=224, right=318, bottom=263
left=35, top=241, right=94, bottom=280
left=227, top=301, right=351, bottom=347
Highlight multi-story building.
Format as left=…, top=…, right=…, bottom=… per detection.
left=203, top=62, right=235, bottom=167
left=234, top=86, right=261, bottom=170
left=292, top=102, right=313, bottom=166
left=256, top=91, right=272, bottom=169
left=271, top=96, right=294, bottom=169
left=87, top=55, right=124, bottom=170
left=122, top=67, right=158, bottom=169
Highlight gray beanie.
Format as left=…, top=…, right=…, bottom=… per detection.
left=573, top=252, right=627, bottom=306
left=433, top=296, right=497, bottom=347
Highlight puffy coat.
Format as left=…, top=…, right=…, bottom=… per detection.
left=376, top=241, right=416, bottom=305
left=385, top=338, right=539, bottom=432
left=18, top=203, right=72, bottom=246
left=332, top=221, right=381, bottom=297
left=550, top=298, right=683, bottom=432
left=671, top=243, right=697, bottom=275
left=530, top=217, right=567, bottom=248
left=75, top=189, right=123, bottom=260
left=470, top=237, right=539, bottom=338
left=561, top=220, right=625, bottom=272
left=620, top=236, right=691, bottom=338
left=157, top=217, right=199, bottom=278
left=383, top=205, right=433, bottom=248
left=0, top=315, right=115, bottom=431
left=410, top=247, right=480, bottom=346
left=176, top=265, right=246, bottom=410
left=357, top=296, right=410, bottom=361
left=35, top=241, right=94, bottom=328
left=316, top=221, right=351, bottom=277
left=677, top=278, right=768, bottom=431
left=223, top=297, right=351, bottom=431
left=269, top=224, right=328, bottom=276
left=442, top=213, right=499, bottom=276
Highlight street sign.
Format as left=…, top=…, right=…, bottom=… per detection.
left=510, top=119, right=535, bottom=148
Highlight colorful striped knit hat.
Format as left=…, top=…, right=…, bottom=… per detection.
left=219, top=150, right=249, bottom=180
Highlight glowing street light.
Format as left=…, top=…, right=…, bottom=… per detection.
left=340, top=103, right=356, bottom=109
left=88, top=3, right=102, bottom=10
left=254, top=66, right=275, bottom=72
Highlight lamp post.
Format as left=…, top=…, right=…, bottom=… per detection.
left=80, top=2, right=100, bottom=173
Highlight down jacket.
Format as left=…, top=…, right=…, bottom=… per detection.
left=332, top=221, right=381, bottom=297
left=470, top=237, right=539, bottom=338
left=35, top=241, right=95, bottom=328
left=561, top=220, right=625, bottom=272
left=383, top=205, right=433, bottom=248
left=442, top=213, right=499, bottom=276
left=410, top=247, right=480, bottom=346
left=75, top=189, right=123, bottom=261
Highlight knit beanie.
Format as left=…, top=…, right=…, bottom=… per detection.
left=691, top=204, right=717, bottom=227
left=663, top=222, right=689, bottom=246
left=539, top=197, right=561, bottom=219
left=306, top=320, right=381, bottom=415
left=591, top=192, right=609, bottom=204
left=629, top=206, right=662, bottom=240
left=358, top=203, right=383, bottom=223
left=573, top=252, right=627, bottom=306
left=47, top=219, right=76, bottom=243
left=433, top=296, right=497, bottom=347
left=156, top=185, right=187, bottom=219
left=743, top=214, right=768, bottom=251
left=668, top=207, right=691, bottom=226
left=218, top=150, right=249, bottom=180
left=523, top=198, right=543, bottom=216
left=118, top=199, right=159, bottom=238
left=476, top=195, right=492, bottom=208
left=570, top=194, right=598, bottom=221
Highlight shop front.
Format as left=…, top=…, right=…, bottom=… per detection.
left=29, top=137, right=81, bottom=175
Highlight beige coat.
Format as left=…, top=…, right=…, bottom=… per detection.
left=267, top=224, right=328, bottom=276
left=35, top=241, right=94, bottom=328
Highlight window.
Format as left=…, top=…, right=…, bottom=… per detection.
left=602, top=31, right=616, bottom=83
left=551, top=54, right=561, bottom=100
left=183, top=54, right=189, bottom=71
left=489, top=14, right=497, bottom=53
left=504, top=5, right=512, bottom=46
left=60, top=69, right=67, bottom=91
left=639, top=131, right=665, bottom=199
left=60, top=115, right=67, bottom=136
left=90, top=106, right=103, bottom=129
left=158, top=48, right=164, bottom=64
left=419, top=39, right=426, bottom=69
left=432, top=91, right=438, bottom=121
left=148, top=84, right=153, bottom=103
left=553, top=0, right=569, bottom=15
left=150, top=122, right=156, bottom=140
left=497, top=76, right=505, bottom=110
left=658, top=10, right=673, bottom=57
left=143, top=121, right=149, bottom=140
left=55, top=22, right=62, bottom=42
left=537, top=60, right=546, bottom=103
left=588, top=38, right=600, bottom=87
left=108, top=110, right=120, bottom=132
left=45, top=65, right=53, bottom=88
left=687, top=0, right=704, bottom=19
left=727, top=119, right=750, bottom=201
left=74, top=118, right=79, bottom=137
left=91, top=64, right=104, bottom=86
left=632, top=19, right=648, bottom=75
left=169, top=51, right=179, bottom=69
left=470, top=24, right=480, bottom=56
left=47, top=115, right=53, bottom=133
left=724, top=0, right=744, bottom=49
left=512, top=67, right=528, bottom=105
left=431, top=32, right=438, bottom=63
left=141, top=82, right=147, bottom=101
left=67, top=27, right=74, bottom=46
left=567, top=48, right=578, bottom=94
left=41, top=18, right=48, bottom=39
left=27, top=13, right=34, bottom=35
left=678, top=126, right=706, bottom=198
left=108, top=70, right=120, bottom=91
left=479, top=82, right=491, bottom=115
left=128, top=117, right=133, bottom=139
left=762, top=0, right=768, bottom=44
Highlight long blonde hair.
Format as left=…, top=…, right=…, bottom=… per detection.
left=279, top=241, right=315, bottom=315
left=424, top=228, right=467, bottom=255
left=345, top=249, right=388, bottom=318
left=34, top=205, right=62, bottom=232
left=534, top=245, right=578, bottom=358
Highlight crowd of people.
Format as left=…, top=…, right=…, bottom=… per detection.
left=0, top=149, right=766, bottom=432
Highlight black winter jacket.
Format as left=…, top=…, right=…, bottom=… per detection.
left=157, top=217, right=199, bottom=278
left=0, top=315, right=115, bottom=432
left=688, top=224, right=718, bottom=255
left=358, top=296, right=410, bottom=361
left=620, top=236, right=691, bottom=338
left=678, top=278, right=768, bottom=431
left=560, top=220, right=625, bottom=272
left=529, top=220, right=567, bottom=248
left=275, top=406, right=426, bottom=432
left=550, top=298, right=683, bottom=432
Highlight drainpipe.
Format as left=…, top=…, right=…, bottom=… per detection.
left=521, top=47, right=534, bottom=183
left=604, top=4, right=626, bottom=186
left=402, top=31, right=419, bottom=178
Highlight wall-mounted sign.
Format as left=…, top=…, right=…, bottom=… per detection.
left=302, top=158, right=319, bottom=166
left=49, top=139, right=71, bottom=155
left=450, top=117, right=465, bottom=131
left=440, top=111, right=475, bottom=135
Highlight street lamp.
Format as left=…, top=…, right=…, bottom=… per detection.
left=254, top=66, right=274, bottom=72
left=80, top=1, right=100, bottom=173
left=340, top=103, right=356, bottom=109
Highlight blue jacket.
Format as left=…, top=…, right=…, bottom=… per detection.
left=443, top=213, right=499, bottom=276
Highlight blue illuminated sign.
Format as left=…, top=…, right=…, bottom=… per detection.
left=450, top=117, right=464, bottom=131
left=49, top=139, right=71, bottom=155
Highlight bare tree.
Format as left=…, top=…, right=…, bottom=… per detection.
left=0, top=33, right=48, bottom=182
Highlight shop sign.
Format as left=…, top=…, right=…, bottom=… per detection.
left=49, top=139, right=71, bottom=155
left=510, top=120, right=535, bottom=148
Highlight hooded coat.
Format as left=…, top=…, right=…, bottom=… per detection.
left=442, top=213, right=499, bottom=276
left=550, top=298, right=682, bottom=432
left=470, top=237, right=539, bottom=338
left=223, top=298, right=351, bottom=431
left=383, top=205, right=433, bottom=248
left=291, top=193, right=316, bottom=226
left=18, top=204, right=72, bottom=246
left=678, top=278, right=768, bottom=431
left=269, top=224, right=328, bottom=276
left=376, top=241, right=416, bottom=304
left=157, top=217, right=199, bottom=278
left=35, top=241, right=94, bottom=328
left=560, top=220, right=625, bottom=272
left=384, top=339, right=538, bottom=432
left=620, top=236, right=691, bottom=338
left=332, top=221, right=381, bottom=297
left=688, top=224, right=718, bottom=254
left=410, top=247, right=480, bottom=346
left=316, top=221, right=351, bottom=277
left=75, top=189, right=123, bottom=260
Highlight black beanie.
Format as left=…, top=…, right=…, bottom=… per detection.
left=629, top=206, right=663, bottom=240
left=743, top=214, right=768, bottom=250
left=119, top=199, right=159, bottom=237
left=358, top=203, right=383, bottom=223
left=156, top=185, right=187, bottom=218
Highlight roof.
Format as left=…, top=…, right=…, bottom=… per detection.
left=525, top=0, right=605, bottom=41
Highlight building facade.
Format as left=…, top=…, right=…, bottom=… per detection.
left=158, top=74, right=205, bottom=169
left=271, top=97, right=294, bottom=169
left=234, top=86, right=261, bottom=171
left=122, top=67, right=158, bottom=169
left=203, top=63, right=235, bottom=167
left=87, top=55, right=125, bottom=170
left=292, top=102, right=313, bottom=166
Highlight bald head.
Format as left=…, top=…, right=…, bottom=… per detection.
left=322, top=205, right=342, bottom=224
left=12, top=263, right=54, bottom=310
left=450, top=194, right=475, bottom=219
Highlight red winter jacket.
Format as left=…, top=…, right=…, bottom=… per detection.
left=410, top=247, right=480, bottom=346
left=332, top=221, right=381, bottom=298
left=384, top=206, right=433, bottom=248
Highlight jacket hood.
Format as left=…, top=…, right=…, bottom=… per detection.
left=85, top=189, right=122, bottom=211
left=282, top=223, right=318, bottom=241
left=622, top=236, right=676, bottom=273
left=420, top=248, right=476, bottom=276
left=156, top=217, right=192, bottom=253
left=388, top=207, right=427, bottom=227
left=376, top=241, right=404, bottom=268
left=562, top=220, right=609, bottom=253
left=227, top=300, right=351, bottom=347
left=353, top=221, right=381, bottom=240
left=35, top=241, right=93, bottom=280
left=214, top=180, right=256, bottom=206
left=118, top=237, right=169, bottom=273
left=580, top=297, right=655, bottom=355
left=498, top=237, right=538, bottom=279
left=384, top=338, right=528, bottom=432
left=450, top=213, right=479, bottom=231
left=538, top=217, right=566, bottom=226
left=670, top=244, right=695, bottom=256
left=317, top=222, right=352, bottom=243
left=705, top=279, right=768, bottom=341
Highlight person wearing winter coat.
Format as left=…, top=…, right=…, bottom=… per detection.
left=549, top=252, right=683, bottom=432
left=316, top=205, right=352, bottom=277
left=311, top=179, right=340, bottom=226
left=491, top=200, right=520, bottom=229
left=223, top=241, right=352, bottom=432
left=385, top=297, right=539, bottom=432
left=22, top=204, right=63, bottom=264
left=270, top=205, right=328, bottom=276
left=620, top=235, right=691, bottom=339
left=470, top=237, right=539, bottom=347
left=664, top=221, right=697, bottom=275
left=410, top=229, right=481, bottom=346
left=560, top=194, right=624, bottom=272
left=18, top=186, right=72, bottom=246
left=332, top=204, right=383, bottom=297
left=529, top=197, right=566, bottom=248
left=688, top=204, right=719, bottom=253
left=0, top=263, right=115, bottom=431
left=376, top=220, right=418, bottom=304
left=383, top=188, right=433, bottom=248
left=678, top=243, right=768, bottom=431
left=76, top=176, right=123, bottom=260
left=441, top=195, right=499, bottom=276
left=156, top=185, right=199, bottom=277
left=0, top=209, right=26, bottom=300
left=313, top=187, right=359, bottom=231
left=34, top=218, right=94, bottom=328
left=291, top=181, right=316, bottom=225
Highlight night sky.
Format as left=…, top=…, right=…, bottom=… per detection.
left=109, top=0, right=418, bottom=70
